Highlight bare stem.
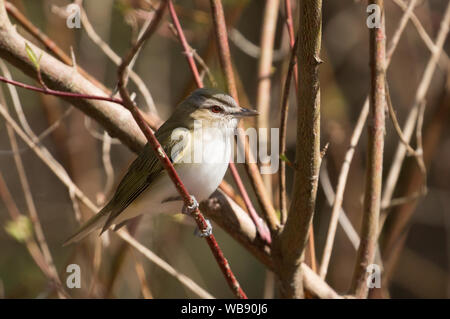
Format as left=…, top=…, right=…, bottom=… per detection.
left=256, top=0, right=280, bottom=199
left=392, top=0, right=450, bottom=67
left=381, top=2, right=450, bottom=211
left=350, top=0, right=386, bottom=299
left=168, top=1, right=203, bottom=89
left=209, top=0, right=238, bottom=98
left=275, top=0, right=322, bottom=298
left=279, top=33, right=298, bottom=225
left=0, top=74, right=123, bottom=103
left=380, top=70, right=450, bottom=288
left=319, top=0, right=419, bottom=280
left=77, top=4, right=157, bottom=113
left=209, top=0, right=279, bottom=234
left=284, top=0, right=298, bottom=92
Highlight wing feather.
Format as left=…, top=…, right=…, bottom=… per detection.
left=100, top=125, right=184, bottom=231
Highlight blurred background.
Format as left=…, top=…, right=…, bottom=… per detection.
left=0, top=0, right=449, bottom=298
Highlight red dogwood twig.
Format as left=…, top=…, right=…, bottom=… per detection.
left=284, top=0, right=298, bottom=92
left=167, top=1, right=203, bottom=89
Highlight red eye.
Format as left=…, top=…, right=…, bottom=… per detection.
left=210, top=105, right=222, bottom=113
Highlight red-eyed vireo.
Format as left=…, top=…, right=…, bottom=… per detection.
left=64, top=88, right=258, bottom=245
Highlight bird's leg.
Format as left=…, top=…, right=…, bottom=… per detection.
left=182, top=195, right=213, bottom=237
left=194, top=219, right=212, bottom=237
left=182, top=195, right=199, bottom=215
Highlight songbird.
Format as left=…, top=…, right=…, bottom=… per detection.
left=64, top=88, right=258, bottom=245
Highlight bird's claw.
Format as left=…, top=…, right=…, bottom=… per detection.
left=181, top=196, right=212, bottom=237
left=194, top=218, right=213, bottom=238
left=182, top=195, right=199, bottom=215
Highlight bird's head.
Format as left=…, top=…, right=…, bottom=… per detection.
left=171, top=88, right=258, bottom=129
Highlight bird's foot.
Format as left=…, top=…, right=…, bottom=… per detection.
left=194, top=218, right=213, bottom=238
left=182, top=196, right=212, bottom=237
left=182, top=195, right=199, bottom=215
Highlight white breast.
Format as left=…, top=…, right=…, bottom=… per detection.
left=177, top=126, right=231, bottom=200
left=116, top=128, right=232, bottom=222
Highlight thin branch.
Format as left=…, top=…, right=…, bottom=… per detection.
left=380, top=189, right=425, bottom=211
left=256, top=0, right=280, bottom=204
left=76, top=5, right=157, bottom=114
left=0, top=105, right=73, bottom=155
left=307, top=226, right=318, bottom=274
left=319, top=165, right=360, bottom=250
left=0, top=63, right=158, bottom=140
left=381, top=1, right=450, bottom=211
left=319, top=0, right=419, bottom=280
left=200, top=188, right=272, bottom=269
left=168, top=1, right=202, bottom=88
left=284, top=0, right=298, bottom=92
left=414, top=99, right=427, bottom=181
left=350, top=0, right=386, bottom=299
left=228, top=28, right=287, bottom=61
left=68, top=187, right=82, bottom=223
left=209, top=0, right=279, bottom=234
left=118, top=230, right=214, bottom=299
left=385, top=81, right=417, bottom=156
left=301, top=263, right=342, bottom=299
left=101, top=131, right=114, bottom=197
left=167, top=23, right=217, bottom=87
left=209, top=0, right=238, bottom=99
left=319, top=102, right=369, bottom=279
left=380, top=68, right=450, bottom=288
left=83, top=116, right=121, bottom=144
left=131, top=251, right=153, bottom=299
left=228, top=161, right=271, bottom=244
left=385, top=81, right=427, bottom=179
left=0, top=74, right=123, bottom=104
left=392, top=0, right=450, bottom=67
left=279, top=33, right=298, bottom=225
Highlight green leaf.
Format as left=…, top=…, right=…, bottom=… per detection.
left=5, top=215, right=33, bottom=243
left=280, top=153, right=291, bottom=163
left=25, top=43, right=40, bottom=71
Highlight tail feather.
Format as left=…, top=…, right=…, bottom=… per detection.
left=63, top=207, right=110, bottom=246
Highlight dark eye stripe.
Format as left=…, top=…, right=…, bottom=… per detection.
left=210, top=105, right=223, bottom=113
